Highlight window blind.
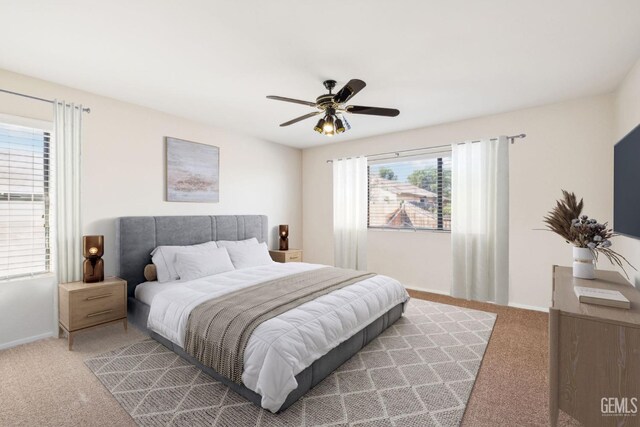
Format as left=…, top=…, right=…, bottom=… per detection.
left=0, top=122, right=51, bottom=279
left=368, top=153, right=452, bottom=231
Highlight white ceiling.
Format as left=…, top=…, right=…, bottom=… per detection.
left=1, top=1, right=640, bottom=148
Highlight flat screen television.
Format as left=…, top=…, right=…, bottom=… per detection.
left=614, top=123, right=640, bottom=239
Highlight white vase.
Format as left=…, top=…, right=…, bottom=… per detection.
left=573, top=247, right=595, bottom=279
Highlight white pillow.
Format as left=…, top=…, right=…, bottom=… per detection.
left=216, top=237, right=259, bottom=248
left=151, top=241, right=218, bottom=283
left=225, top=242, right=273, bottom=270
left=174, top=247, right=235, bottom=281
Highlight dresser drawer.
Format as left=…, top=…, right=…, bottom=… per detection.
left=67, top=284, right=126, bottom=330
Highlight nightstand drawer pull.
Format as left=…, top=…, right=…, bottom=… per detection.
left=86, top=293, right=112, bottom=301
left=87, top=309, right=113, bottom=318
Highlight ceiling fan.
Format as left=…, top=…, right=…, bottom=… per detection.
left=266, top=79, right=400, bottom=137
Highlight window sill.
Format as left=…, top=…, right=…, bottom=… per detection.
left=367, top=227, right=451, bottom=234
left=0, top=272, right=55, bottom=284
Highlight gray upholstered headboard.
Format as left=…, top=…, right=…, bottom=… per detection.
left=116, top=215, right=268, bottom=297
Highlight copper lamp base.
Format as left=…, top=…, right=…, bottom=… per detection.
left=83, top=258, right=104, bottom=283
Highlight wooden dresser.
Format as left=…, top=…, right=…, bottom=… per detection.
left=58, top=277, right=127, bottom=350
left=550, top=265, right=640, bottom=426
left=269, top=249, right=303, bottom=263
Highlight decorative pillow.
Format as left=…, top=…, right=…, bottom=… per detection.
left=225, top=242, right=273, bottom=270
left=143, top=264, right=157, bottom=282
left=151, top=241, right=218, bottom=283
left=215, top=237, right=259, bottom=248
left=174, top=247, right=235, bottom=281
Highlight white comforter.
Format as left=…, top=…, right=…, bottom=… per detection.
left=145, top=262, right=409, bottom=412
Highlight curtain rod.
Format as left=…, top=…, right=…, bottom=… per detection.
left=0, top=88, right=91, bottom=113
left=326, top=133, right=525, bottom=163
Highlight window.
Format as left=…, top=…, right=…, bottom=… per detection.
left=368, top=154, right=452, bottom=231
left=0, top=120, right=52, bottom=279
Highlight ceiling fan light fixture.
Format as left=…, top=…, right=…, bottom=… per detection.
left=335, top=117, right=346, bottom=134
left=314, top=118, right=325, bottom=133
left=322, top=115, right=335, bottom=134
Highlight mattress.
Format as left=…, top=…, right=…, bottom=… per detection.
left=134, top=280, right=169, bottom=305
left=145, top=262, right=409, bottom=412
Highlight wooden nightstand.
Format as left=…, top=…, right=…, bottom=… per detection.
left=269, top=249, right=303, bottom=263
left=58, top=276, right=127, bottom=350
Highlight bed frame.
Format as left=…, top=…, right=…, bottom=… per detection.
left=116, top=215, right=404, bottom=412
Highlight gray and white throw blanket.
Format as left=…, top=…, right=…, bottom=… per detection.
left=184, top=267, right=375, bottom=384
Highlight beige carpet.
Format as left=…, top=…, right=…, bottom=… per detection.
left=0, top=323, right=142, bottom=427
left=0, top=293, right=580, bottom=427
left=408, top=290, right=581, bottom=427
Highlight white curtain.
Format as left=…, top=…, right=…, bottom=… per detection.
left=53, top=101, right=83, bottom=284
left=333, top=156, right=368, bottom=270
left=451, top=137, right=509, bottom=304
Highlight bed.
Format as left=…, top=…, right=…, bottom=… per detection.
left=117, top=215, right=409, bottom=413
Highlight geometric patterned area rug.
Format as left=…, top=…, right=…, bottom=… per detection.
left=85, top=298, right=496, bottom=427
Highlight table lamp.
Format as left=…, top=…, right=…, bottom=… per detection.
left=279, top=225, right=289, bottom=251
left=83, top=235, right=104, bottom=283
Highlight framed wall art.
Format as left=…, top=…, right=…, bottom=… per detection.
left=166, top=137, right=219, bottom=202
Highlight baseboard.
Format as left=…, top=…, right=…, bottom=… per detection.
left=507, top=302, right=548, bottom=313
left=0, top=331, right=55, bottom=351
left=405, top=285, right=450, bottom=296
left=405, top=286, right=548, bottom=313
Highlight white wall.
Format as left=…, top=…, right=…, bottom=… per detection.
left=614, top=58, right=640, bottom=287
left=3, top=59, right=637, bottom=349
left=303, top=94, right=615, bottom=310
left=0, top=275, right=56, bottom=350
left=0, top=68, right=302, bottom=348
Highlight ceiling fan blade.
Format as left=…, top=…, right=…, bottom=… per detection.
left=267, top=95, right=316, bottom=107
left=280, top=111, right=321, bottom=127
left=333, top=79, right=366, bottom=104
left=345, top=105, right=400, bottom=117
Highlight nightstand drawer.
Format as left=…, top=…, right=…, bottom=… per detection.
left=69, top=290, right=125, bottom=330
left=286, top=252, right=302, bottom=262
left=269, top=249, right=303, bottom=263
